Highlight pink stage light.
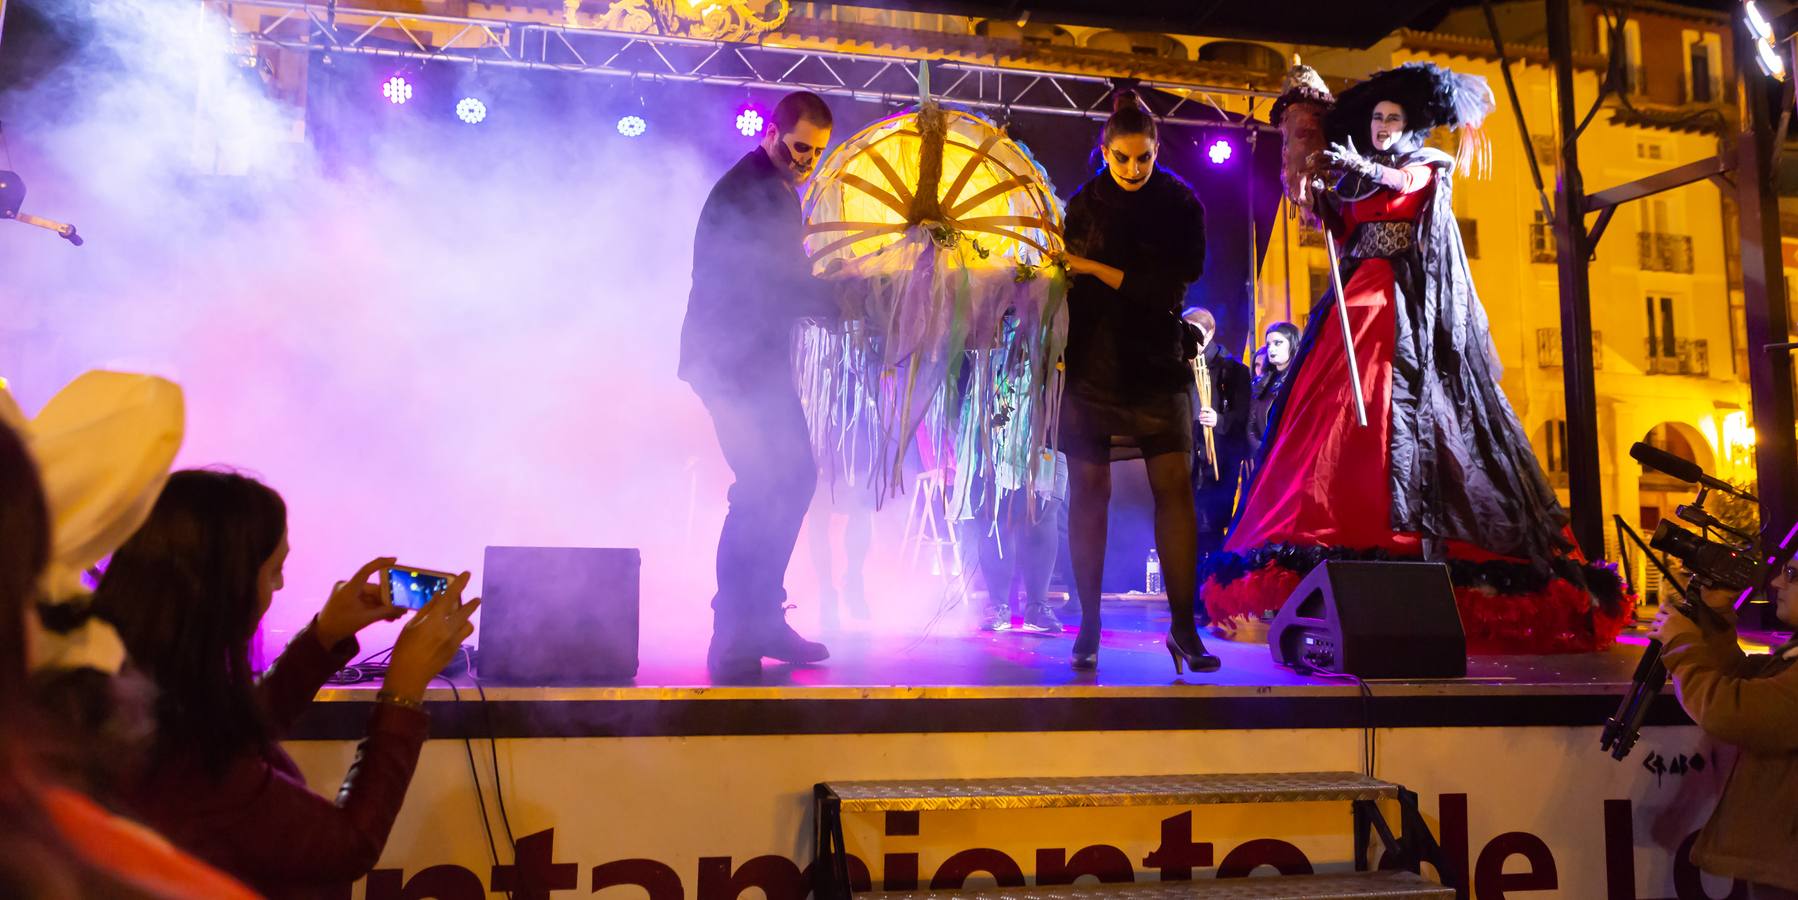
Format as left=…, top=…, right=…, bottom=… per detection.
left=382, top=75, right=414, bottom=105
left=1206, top=138, right=1233, bottom=165
left=735, top=104, right=767, bottom=137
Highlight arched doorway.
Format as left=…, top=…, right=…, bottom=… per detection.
left=1637, top=421, right=1714, bottom=532
left=1634, top=422, right=1713, bottom=603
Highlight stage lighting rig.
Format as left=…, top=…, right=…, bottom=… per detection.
left=735, top=104, right=766, bottom=137
left=457, top=97, right=488, bottom=125
left=382, top=75, right=414, bottom=105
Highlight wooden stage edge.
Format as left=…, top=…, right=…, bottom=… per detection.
left=293, top=626, right=1708, bottom=741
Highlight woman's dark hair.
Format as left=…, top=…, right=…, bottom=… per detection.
left=0, top=421, right=143, bottom=898
left=1265, top=321, right=1300, bottom=346
left=1101, top=89, right=1158, bottom=146
left=93, top=469, right=287, bottom=778
left=0, top=423, right=49, bottom=720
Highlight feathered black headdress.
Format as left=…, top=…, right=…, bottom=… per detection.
left=1324, top=61, right=1497, bottom=177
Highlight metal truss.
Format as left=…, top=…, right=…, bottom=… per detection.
left=209, top=0, right=1278, bottom=128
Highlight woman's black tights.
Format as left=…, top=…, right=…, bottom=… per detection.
left=1068, top=451, right=1199, bottom=654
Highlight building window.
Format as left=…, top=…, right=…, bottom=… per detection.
left=1544, top=419, right=1568, bottom=474
left=1643, top=297, right=1709, bottom=376
left=1458, top=219, right=1480, bottom=259
left=1636, top=141, right=1664, bottom=161
left=1688, top=41, right=1714, bottom=103
left=1647, top=295, right=1677, bottom=359
left=1530, top=210, right=1556, bottom=263
left=1309, top=266, right=1331, bottom=305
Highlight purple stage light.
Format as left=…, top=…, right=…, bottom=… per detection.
left=617, top=115, right=647, bottom=137
left=735, top=104, right=766, bottom=137
left=382, top=75, right=413, bottom=105
left=456, top=97, right=487, bottom=124
left=1206, top=139, right=1233, bottom=165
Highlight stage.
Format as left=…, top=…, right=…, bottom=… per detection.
left=296, top=599, right=1701, bottom=741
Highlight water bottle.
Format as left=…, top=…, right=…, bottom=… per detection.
left=1146, top=548, right=1163, bottom=595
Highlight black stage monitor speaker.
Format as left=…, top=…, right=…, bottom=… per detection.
left=1267, top=560, right=1466, bottom=679
left=478, top=546, right=640, bottom=685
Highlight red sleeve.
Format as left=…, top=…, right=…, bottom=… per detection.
left=257, top=618, right=358, bottom=738
left=200, top=703, right=430, bottom=884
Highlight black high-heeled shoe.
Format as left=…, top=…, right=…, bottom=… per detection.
left=1166, top=630, right=1220, bottom=674
left=1071, top=628, right=1099, bottom=671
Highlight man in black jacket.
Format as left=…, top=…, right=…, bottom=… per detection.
left=680, top=91, right=838, bottom=682
left=1182, top=307, right=1251, bottom=558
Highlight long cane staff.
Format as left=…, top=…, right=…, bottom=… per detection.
left=1193, top=340, right=1220, bottom=480
left=1321, top=219, right=1368, bottom=427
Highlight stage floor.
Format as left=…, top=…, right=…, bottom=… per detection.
left=297, top=600, right=1766, bottom=740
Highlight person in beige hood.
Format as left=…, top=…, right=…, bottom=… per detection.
left=1658, top=559, right=1798, bottom=899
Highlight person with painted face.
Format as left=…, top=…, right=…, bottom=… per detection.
left=1181, top=306, right=1250, bottom=562
left=680, top=90, right=839, bottom=683
left=1058, top=89, right=1218, bottom=674
left=1222, top=62, right=1573, bottom=596
left=1245, top=320, right=1298, bottom=464
left=1655, top=569, right=1798, bottom=897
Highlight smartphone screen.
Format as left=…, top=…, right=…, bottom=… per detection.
left=386, top=568, right=451, bottom=610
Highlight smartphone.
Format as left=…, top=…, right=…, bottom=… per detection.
left=383, top=566, right=456, bottom=610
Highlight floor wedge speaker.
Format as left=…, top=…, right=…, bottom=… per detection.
left=1267, top=560, right=1466, bottom=678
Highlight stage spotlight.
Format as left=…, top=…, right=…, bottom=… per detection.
left=735, top=105, right=766, bottom=137
left=618, top=115, right=647, bottom=137
left=1745, top=1, right=1789, bottom=81
left=457, top=97, right=488, bottom=124
left=1207, top=138, right=1233, bottom=165
left=382, top=75, right=414, bottom=105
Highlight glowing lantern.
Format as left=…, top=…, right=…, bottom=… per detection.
left=802, top=106, right=1063, bottom=266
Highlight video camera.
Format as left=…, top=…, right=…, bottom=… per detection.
left=1648, top=520, right=1761, bottom=594
left=1601, top=442, right=1792, bottom=760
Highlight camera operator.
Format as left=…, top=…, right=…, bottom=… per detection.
left=1655, top=562, right=1798, bottom=898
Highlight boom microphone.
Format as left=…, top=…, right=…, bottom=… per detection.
left=1629, top=441, right=1757, bottom=502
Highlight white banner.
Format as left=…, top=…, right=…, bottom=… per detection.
left=287, top=724, right=1746, bottom=899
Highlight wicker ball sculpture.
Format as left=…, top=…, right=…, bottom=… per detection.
left=797, top=93, right=1068, bottom=515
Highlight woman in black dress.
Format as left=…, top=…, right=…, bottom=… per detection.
left=1059, top=92, right=1219, bottom=674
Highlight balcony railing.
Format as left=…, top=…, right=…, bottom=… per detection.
left=1638, top=232, right=1695, bottom=274
left=1644, top=338, right=1709, bottom=377
left=1537, top=328, right=1603, bottom=370
left=1298, top=223, right=1325, bottom=248
left=1530, top=221, right=1556, bottom=263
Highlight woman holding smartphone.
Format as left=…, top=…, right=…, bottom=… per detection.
left=94, top=469, right=476, bottom=900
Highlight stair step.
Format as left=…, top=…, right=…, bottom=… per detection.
left=824, top=772, right=1399, bottom=812
left=862, top=871, right=1452, bottom=900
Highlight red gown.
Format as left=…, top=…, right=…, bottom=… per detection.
left=1226, top=164, right=1430, bottom=556
left=1206, top=162, right=1632, bottom=653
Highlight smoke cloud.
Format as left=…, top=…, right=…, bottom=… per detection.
left=1, top=0, right=942, bottom=675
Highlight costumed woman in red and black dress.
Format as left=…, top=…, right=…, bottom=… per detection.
left=1206, top=62, right=1630, bottom=653
left=1060, top=91, right=1220, bottom=673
